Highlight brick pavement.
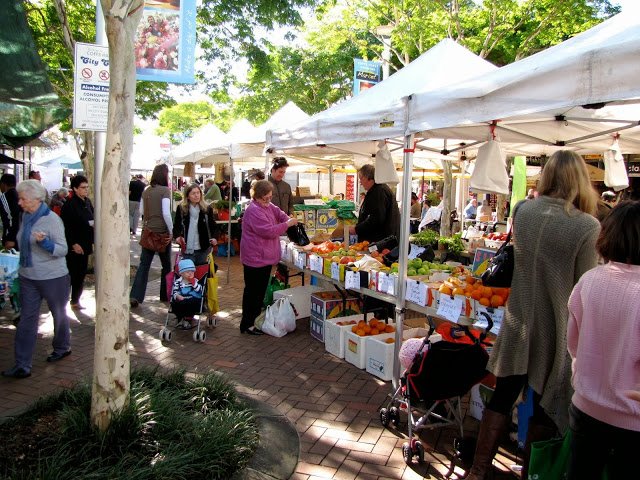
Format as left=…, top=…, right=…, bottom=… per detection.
left=0, top=240, right=521, bottom=480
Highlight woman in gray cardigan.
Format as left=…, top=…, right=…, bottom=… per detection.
left=1, top=180, right=70, bottom=379
left=467, top=151, right=600, bottom=480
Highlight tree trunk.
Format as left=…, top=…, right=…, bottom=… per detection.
left=91, top=0, right=143, bottom=432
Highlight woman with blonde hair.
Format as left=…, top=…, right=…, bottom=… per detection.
left=466, top=150, right=600, bottom=479
left=173, top=183, right=218, bottom=265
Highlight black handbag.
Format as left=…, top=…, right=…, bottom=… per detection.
left=286, top=223, right=310, bottom=246
left=481, top=231, right=514, bottom=287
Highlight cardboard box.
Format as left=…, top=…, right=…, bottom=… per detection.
left=296, top=186, right=311, bottom=197
left=324, top=314, right=364, bottom=359
left=273, top=285, right=324, bottom=319
left=310, top=315, right=325, bottom=342
left=304, top=210, right=316, bottom=232
left=316, top=209, right=338, bottom=230
left=365, top=327, right=428, bottom=381
left=469, top=375, right=497, bottom=421
left=310, top=291, right=362, bottom=321
left=345, top=323, right=396, bottom=370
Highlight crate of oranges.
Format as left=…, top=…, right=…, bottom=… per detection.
left=345, top=318, right=395, bottom=369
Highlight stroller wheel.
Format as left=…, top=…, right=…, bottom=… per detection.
left=198, top=330, right=207, bottom=342
left=192, top=330, right=200, bottom=342
left=165, top=329, right=172, bottom=341
left=379, top=408, right=390, bottom=427
left=207, top=315, right=218, bottom=327
left=402, top=442, right=413, bottom=465
left=159, top=328, right=166, bottom=340
left=415, top=441, right=425, bottom=464
left=389, top=406, right=400, bottom=426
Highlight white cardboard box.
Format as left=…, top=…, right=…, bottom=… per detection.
left=345, top=323, right=395, bottom=370
left=324, top=314, right=365, bottom=359
left=365, top=327, right=430, bottom=381
left=273, top=285, right=324, bottom=319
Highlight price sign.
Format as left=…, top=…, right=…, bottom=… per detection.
left=437, top=295, right=464, bottom=323
left=475, top=306, right=504, bottom=334
left=405, top=279, right=427, bottom=306
left=309, top=255, right=323, bottom=273
left=408, top=244, right=426, bottom=260
left=345, top=270, right=360, bottom=290
left=378, top=273, right=395, bottom=295
left=331, top=262, right=341, bottom=280
left=294, top=251, right=306, bottom=269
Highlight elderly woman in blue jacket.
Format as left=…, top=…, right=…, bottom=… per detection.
left=2, top=180, right=70, bottom=379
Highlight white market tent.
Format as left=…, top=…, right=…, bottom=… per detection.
left=407, top=13, right=640, bottom=155
left=267, top=39, right=499, bottom=157
left=171, top=124, right=229, bottom=166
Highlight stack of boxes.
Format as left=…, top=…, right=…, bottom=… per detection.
left=309, top=291, right=362, bottom=342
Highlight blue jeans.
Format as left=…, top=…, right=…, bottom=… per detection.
left=130, top=245, right=171, bottom=303
left=15, top=274, right=71, bottom=370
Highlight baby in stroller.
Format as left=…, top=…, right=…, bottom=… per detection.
left=171, top=259, right=204, bottom=329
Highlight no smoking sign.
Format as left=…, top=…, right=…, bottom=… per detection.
left=81, top=68, right=92, bottom=79
left=99, top=70, right=110, bottom=81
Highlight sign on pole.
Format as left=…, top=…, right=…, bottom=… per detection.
left=73, top=42, right=109, bottom=131
left=135, top=0, right=196, bottom=84
left=353, top=59, right=382, bottom=96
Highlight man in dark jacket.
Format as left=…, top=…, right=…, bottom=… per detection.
left=349, top=164, right=400, bottom=243
left=129, top=174, right=146, bottom=235
left=0, top=174, right=21, bottom=249
left=268, top=157, right=294, bottom=215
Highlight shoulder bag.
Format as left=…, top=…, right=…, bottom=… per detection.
left=481, top=231, right=513, bottom=287
left=139, top=192, right=171, bottom=252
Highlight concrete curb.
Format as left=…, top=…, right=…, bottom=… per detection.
left=234, top=395, right=300, bottom=480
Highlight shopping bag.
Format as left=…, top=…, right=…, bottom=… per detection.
left=261, top=297, right=296, bottom=337
left=528, top=430, right=572, bottom=480
left=206, top=274, right=219, bottom=314
left=263, top=275, right=288, bottom=307
left=0, top=249, right=20, bottom=280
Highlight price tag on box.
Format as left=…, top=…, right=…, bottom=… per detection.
left=345, top=270, right=360, bottom=290
left=475, top=305, right=504, bottom=334
left=405, top=279, right=427, bottom=306
left=437, top=295, right=464, bottom=323
left=309, top=254, right=323, bottom=273
left=377, top=272, right=396, bottom=296
left=293, top=250, right=306, bottom=269
left=331, top=262, right=340, bottom=281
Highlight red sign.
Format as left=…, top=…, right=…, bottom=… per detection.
left=346, top=174, right=355, bottom=201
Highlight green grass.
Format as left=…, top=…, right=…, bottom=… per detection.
left=0, top=367, right=259, bottom=480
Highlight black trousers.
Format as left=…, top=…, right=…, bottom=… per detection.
left=66, top=252, right=88, bottom=304
left=240, top=264, right=272, bottom=332
left=171, top=297, right=203, bottom=320
left=568, top=403, right=639, bottom=480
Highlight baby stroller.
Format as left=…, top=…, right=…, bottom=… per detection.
left=159, top=252, right=217, bottom=343
left=379, top=313, right=493, bottom=465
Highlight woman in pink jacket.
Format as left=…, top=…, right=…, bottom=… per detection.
left=239, top=180, right=298, bottom=335
left=567, top=200, right=640, bottom=479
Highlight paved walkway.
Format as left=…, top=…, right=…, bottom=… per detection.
left=0, top=239, right=521, bottom=480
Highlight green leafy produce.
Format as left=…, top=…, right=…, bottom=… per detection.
left=409, top=229, right=440, bottom=247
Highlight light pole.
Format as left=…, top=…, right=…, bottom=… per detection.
left=375, top=24, right=393, bottom=80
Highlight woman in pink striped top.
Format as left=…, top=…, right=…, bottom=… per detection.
left=567, top=200, right=640, bottom=480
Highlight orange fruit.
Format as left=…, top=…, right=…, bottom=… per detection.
left=363, top=324, right=372, bottom=334
left=490, top=295, right=505, bottom=307
left=385, top=338, right=395, bottom=344
left=369, top=319, right=379, bottom=329
left=466, top=276, right=476, bottom=285
left=384, top=325, right=395, bottom=333
left=439, top=285, right=452, bottom=295
left=351, top=325, right=358, bottom=333
left=370, top=328, right=380, bottom=335
left=481, top=286, right=493, bottom=298
left=356, top=329, right=366, bottom=336
left=452, top=287, right=465, bottom=296
left=358, top=320, right=366, bottom=327
left=471, top=290, right=482, bottom=301
left=479, top=297, right=490, bottom=307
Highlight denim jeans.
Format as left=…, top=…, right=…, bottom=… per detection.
left=130, top=244, right=171, bottom=303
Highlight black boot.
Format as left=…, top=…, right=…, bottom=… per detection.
left=466, top=409, right=510, bottom=480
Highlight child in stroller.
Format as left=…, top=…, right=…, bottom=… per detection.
left=171, top=259, right=204, bottom=329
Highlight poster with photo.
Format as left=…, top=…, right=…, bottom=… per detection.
left=135, top=0, right=195, bottom=84
left=353, top=59, right=381, bottom=96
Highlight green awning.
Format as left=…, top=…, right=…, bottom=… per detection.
left=0, top=0, right=71, bottom=148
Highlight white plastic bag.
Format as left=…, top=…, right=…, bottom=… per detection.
left=470, top=140, right=509, bottom=195
left=374, top=141, right=399, bottom=185
left=261, top=297, right=296, bottom=337
left=604, top=139, right=629, bottom=191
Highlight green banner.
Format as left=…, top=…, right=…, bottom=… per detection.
left=510, top=156, right=527, bottom=216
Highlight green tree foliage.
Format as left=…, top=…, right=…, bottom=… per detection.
left=156, top=101, right=233, bottom=144
left=226, top=0, right=619, bottom=120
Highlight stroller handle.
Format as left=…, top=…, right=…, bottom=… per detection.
left=427, top=313, right=493, bottom=344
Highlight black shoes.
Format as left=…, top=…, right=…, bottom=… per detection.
left=2, top=366, right=31, bottom=379
left=46, top=350, right=72, bottom=363
left=241, top=327, right=264, bottom=335
left=130, top=298, right=140, bottom=308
